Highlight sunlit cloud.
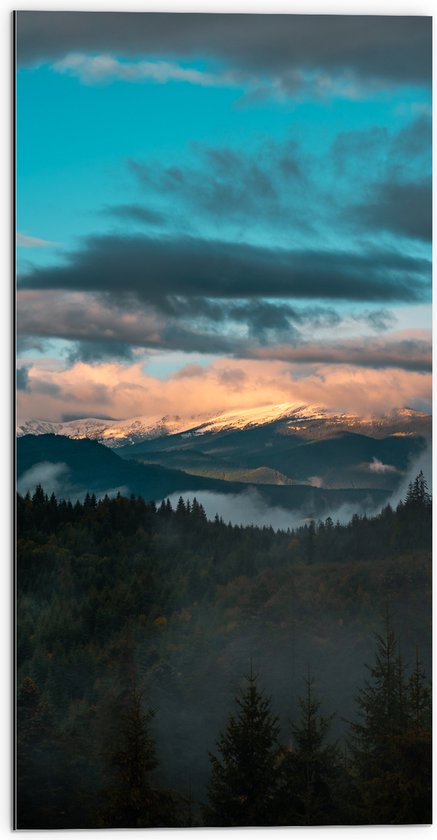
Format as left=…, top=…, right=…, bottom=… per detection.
left=53, top=52, right=237, bottom=88
left=16, top=356, right=431, bottom=425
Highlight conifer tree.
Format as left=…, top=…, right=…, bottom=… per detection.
left=204, top=668, right=281, bottom=826
left=176, top=496, right=186, bottom=516
left=279, top=675, right=343, bottom=825
left=397, top=649, right=432, bottom=824
left=99, top=684, right=159, bottom=828
left=16, top=676, right=63, bottom=828
left=349, top=617, right=432, bottom=823
left=405, top=470, right=431, bottom=507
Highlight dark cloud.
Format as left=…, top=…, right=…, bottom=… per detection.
left=331, top=126, right=389, bottom=175
left=17, top=336, right=51, bottom=354
left=16, top=289, right=430, bottom=373
left=67, top=339, right=135, bottom=364
left=393, top=115, right=432, bottom=160
left=18, top=233, right=430, bottom=306
left=16, top=12, right=431, bottom=87
left=61, top=412, right=116, bottom=422
left=128, top=151, right=286, bottom=226
left=357, top=309, right=396, bottom=333
left=17, top=366, right=30, bottom=392
left=18, top=287, right=360, bottom=362
left=104, top=204, right=167, bottom=227
left=350, top=177, right=432, bottom=242
left=33, top=380, right=62, bottom=396
left=254, top=337, right=431, bottom=373
left=158, top=323, right=248, bottom=356
left=229, top=301, right=340, bottom=342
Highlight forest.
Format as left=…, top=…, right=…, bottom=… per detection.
left=16, top=474, right=432, bottom=827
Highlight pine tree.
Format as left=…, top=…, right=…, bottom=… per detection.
left=405, top=471, right=431, bottom=507
left=400, top=471, right=432, bottom=550
left=204, top=668, right=282, bottom=826
left=279, top=675, right=343, bottom=825
left=99, top=684, right=159, bottom=828
left=176, top=496, right=186, bottom=516
left=349, top=617, right=431, bottom=823
left=395, top=649, right=432, bottom=824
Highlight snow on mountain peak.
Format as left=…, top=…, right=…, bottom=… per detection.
left=16, top=403, right=429, bottom=449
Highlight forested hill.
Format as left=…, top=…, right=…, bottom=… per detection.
left=16, top=475, right=431, bottom=828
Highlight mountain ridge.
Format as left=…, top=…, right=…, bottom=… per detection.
left=17, top=403, right=431, bottom=449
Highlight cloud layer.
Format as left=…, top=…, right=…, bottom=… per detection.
left=16, top=12, right=432, bottom=425
left=16, top=356, right=431, bottom=425
left=18, top=233, right=430, bottom=305
left=17, top=12, right=432, bottom=90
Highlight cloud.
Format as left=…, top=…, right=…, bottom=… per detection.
left=358, top=309, right=396, bottom=333
left=16, top=12, right=432, bottom=90
left=16, top=357, right=431, bottom=425
left=17, top=461, right=70, bottom=496
left=17, top=290, right=167, bottom=350
left=350, top=177, right=432, bottom=242
left=17, top=232, right=59, bottom=248
left=123, top=124, right=431, bottom=246
left=127, top=150, right=291, bottom=228
left=53, top=52, right=236, bottom=88
left=17, top=287, right=430, bottom=373
left=104, top=204, right=167, bottom=227
left=17, top=233, right=431, bottom=307
left=392, top=115, right=432, bottom=162
left=66, top=339, right=136, bottom=364
left=385, top=443, right=432, bottom=508
left=172, top=364, right=208, bottom=380
left=17, top=366, right=31, bottom=392
left=17, top=459, right=130, bottom=502
left=164, top=488, right=300, bottom=530
left=251, top=332, right=431, bottom=373
left=368, top=458, right=399, bottom=474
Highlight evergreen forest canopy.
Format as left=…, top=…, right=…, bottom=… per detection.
left=16, top=473, right=432, bottom=828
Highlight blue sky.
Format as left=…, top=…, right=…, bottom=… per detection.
left=16, top=12, right=432, bottom=421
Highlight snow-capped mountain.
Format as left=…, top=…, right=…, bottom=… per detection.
left=17, top=403, right=430, bottom=449
left=17, top=413, right=200, bottom=448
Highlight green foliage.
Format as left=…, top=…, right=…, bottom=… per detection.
left=349, top=617, right=432, bottom=824
left=98, top=684, right=160, bottom=827
left=204, top=670, right=282, bottom=826
left=15, top=478, right=432, bottom=827
left=279, top=676, right=344, bottom=825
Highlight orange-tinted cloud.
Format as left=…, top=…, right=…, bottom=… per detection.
left=16, top=356, right=431, bottom=423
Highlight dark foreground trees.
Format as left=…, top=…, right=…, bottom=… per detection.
left=204, top=669, right=282, bottom=826
left=99, top=684, right=160, bottom=827
left=204, top=622, right=432, bottom=828
left=349, top=617, right=432, bottom=824
left=279, top=675, right=346, bottom=825
left=16, top=480, right=431, bottom=827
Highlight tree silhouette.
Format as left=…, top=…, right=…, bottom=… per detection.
left=99, top=684, right=159, bottom=828
left=349, top=616, right=432, bottom=823
left=279, top=674, right=343, bottom=825
left=204, top=667, right=281, bottom=826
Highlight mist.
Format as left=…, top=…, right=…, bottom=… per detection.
left=385, top=441, right=432, bottom=507
left=163, top=439, right=432, bottom=531
left=17, top=461, right=129, bottom=502
left=17, top=461, right=69, bottom=496
left=164, top=488, right=301, bottom=530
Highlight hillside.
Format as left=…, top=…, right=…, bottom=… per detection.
left=17, top=433, right=392, bottom=521
left=16, top=484, right=432, bottom=828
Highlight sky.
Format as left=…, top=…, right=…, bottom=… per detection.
left=15, top=10, right=432, bottom=423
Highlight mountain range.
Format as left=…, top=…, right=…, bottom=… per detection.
left=17, top=403, right=431, bottom=449
left=16, top=404, right=430, bottom=525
